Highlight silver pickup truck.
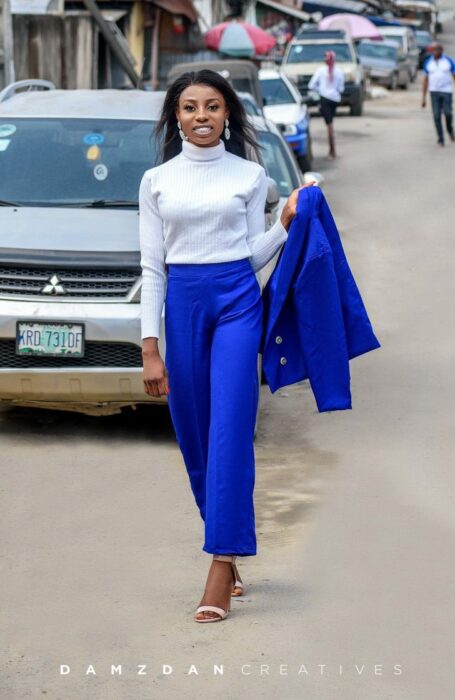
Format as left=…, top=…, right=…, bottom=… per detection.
left=0, top=81, right=304, bottom=417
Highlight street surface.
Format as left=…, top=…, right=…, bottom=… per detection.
left=2, top=20, right=455, bottom=700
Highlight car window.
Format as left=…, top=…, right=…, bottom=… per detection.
left=287, top=42, right=352, bottom=63
left=256, top=130, right=300, bottom=197
left=241, top=97, right=262, bottom=116
left=260, top=78, right=296, bottom=106
left=381, top=35, right=405, bottom=50
left=358, top=43, right=397, bottom=61
left=0, top=117, right=159, bottom=206
left=415, top=31, right=432, bottom=46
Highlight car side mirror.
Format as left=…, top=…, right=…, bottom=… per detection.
left=265, top=178, right=280, bottom=213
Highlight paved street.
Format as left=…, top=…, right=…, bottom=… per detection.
left=2, top=21, right=455, bottom=700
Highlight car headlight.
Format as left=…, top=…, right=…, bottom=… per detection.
left=283, top=124, right=298, bottom=136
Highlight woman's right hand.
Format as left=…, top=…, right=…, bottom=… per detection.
left=142, top=340, right=170, bottom=397
left=280, top=181, right=317, bottom=230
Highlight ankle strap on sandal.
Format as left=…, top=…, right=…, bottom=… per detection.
left=213, top=554, right=237, bottom=563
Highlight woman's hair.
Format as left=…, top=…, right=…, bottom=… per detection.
left=154, top=69, right=261, bottom=163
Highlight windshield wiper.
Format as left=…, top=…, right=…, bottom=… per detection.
left=80, top=199, right=139, bottom=208
left=0, top=199, right=22, bottom=207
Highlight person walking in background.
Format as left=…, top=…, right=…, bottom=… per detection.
left=421, top=43, right=455, bottom=146
left=308, top=50, right=345, bottom=159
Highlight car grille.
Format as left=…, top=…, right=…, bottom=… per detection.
left=0, top=265, right=141, bottom=299
left=0, top=339, right=142, bottom=367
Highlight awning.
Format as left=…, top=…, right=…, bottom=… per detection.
left=300, top=0, right=373, bottom=16
left=393, top=0, right=436, bottom=11
left=149, top=0, right=198, bottom=22
left=256, top=0, right=312, bottom=21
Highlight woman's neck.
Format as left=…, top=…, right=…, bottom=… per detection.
left=181, top=138, right=226, bottom=162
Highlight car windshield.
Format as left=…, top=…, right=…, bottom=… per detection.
left=287, top=42, right=352, bottom=63
left=260, top=78, right=295, bottom=106
left=358, top=43, right=397, bottom=61
left=240, top=96, right=262, bottom=116
left=0, top=118, right=159, bottom=207
left=381, top=35, right=405, bottom=49
left=256, top=130, right=299, bottom=197
left=415, top=31, right=432, bottom=47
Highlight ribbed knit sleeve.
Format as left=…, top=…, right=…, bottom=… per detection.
left=139, top=171, right=167, bottom=340
left=246, top=167, right=289, bottom=272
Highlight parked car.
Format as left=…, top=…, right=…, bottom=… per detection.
left=281, top=31, right=366, bottom=116
left=357, top=39, right=410, bottom=90
left=415, top=29, right=434, bottom=68
left=378, top=26, right=419, bottom=81
left=0, top=81, right=297, bottom=418
left=258, top=67, right=312, bottom=173
left=167, top=59, right=264, bottom=111
left=237, top=91, right=263, bottom=116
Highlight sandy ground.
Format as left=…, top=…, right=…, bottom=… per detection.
left=2, top=20, right=455, bottom=700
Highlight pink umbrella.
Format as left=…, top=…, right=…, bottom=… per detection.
left=318, top=14, right=382, bottom=40
left=205, top=21, right=276, bottom=57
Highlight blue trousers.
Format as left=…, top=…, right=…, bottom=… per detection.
left=164, top=258, right=263, bottom=557
left=430, top=91, right=453, bottom=144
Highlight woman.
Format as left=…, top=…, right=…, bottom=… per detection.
left=139, top=69, right=314, bottom=623
left=308, top=50, right=345, bottom=159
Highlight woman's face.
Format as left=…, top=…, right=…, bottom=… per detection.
left=175, top=83, right=229, bottom=148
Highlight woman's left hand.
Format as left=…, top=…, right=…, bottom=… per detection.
left=280, top=181, right=317, bottom=231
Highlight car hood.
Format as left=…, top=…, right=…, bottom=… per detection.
left=359, top=56, right=396, bottom=70
left=262, top=103, right=304, bottom=124
left=283, top=61, right=355, bottom=77
left=0, top=207, right=140, bottom=254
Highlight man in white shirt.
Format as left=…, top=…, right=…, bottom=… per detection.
left=421, top=43, right=455, bottom=146
left=308, top=50, right=345, bottom=159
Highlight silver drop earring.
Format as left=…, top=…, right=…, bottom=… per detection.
left=224, top=118, right=230, bottom=141
left=177, top=120, right=188, bottom=141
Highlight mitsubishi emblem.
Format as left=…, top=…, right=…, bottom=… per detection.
left=42, top=274, right=66, bottom=295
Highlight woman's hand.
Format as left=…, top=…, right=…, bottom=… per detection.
left=280, top=181, right=317, bottom=231
left=142, top=340, right=170, bottom=397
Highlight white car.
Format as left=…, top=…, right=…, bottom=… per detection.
left=258, top=67, right=313, bottom=173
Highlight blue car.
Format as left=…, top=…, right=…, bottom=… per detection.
left=259, top=67, right=313, bottom=173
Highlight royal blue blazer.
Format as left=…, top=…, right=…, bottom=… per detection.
left=260, top=186, right=381, bottom=412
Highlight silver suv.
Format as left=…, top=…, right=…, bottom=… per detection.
left=0, top=81, right=295, bottom=417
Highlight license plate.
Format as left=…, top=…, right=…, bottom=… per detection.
left=16, top=321, right=85, bottom=357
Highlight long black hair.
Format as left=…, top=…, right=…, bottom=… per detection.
left=154, top=69, right=260, bottom=163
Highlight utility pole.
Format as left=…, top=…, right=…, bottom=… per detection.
left=0, top=0, right=16, bottom=88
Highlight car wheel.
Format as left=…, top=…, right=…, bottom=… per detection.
left=297, top=135, right=313, bottom=173
left=388, top=73, right=398, bottom=90
left=350, top=94, right=363, bottom=116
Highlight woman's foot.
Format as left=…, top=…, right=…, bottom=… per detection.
left=194, top=559, right=234, bottom=621
left=231, top=561, right=244, bottom=596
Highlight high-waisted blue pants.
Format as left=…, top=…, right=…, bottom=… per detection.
left=164, top=258, right=263, bottom=557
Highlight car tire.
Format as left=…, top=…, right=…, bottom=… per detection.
left=388, top=73, right=398, bottom=90
left=350, top=94, right=363, bottom=116
left=297, top=135, right=313, bottom=173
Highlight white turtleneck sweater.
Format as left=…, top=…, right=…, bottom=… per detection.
left=139, top=138, right=289, bottom=340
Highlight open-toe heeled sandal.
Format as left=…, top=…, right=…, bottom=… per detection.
left=194, top=554, right=236, bottom=623
left=231, top=560, right=244, bottom=596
